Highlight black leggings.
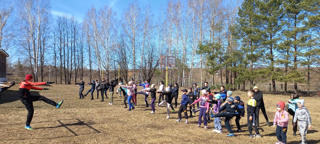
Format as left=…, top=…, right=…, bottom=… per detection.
left=124, top=95, right=128, bottom=107
left=288, top=109, right=297, bottom=133
left=247, top=115, right=260, bottom=135
left=20, top=96, right=57, bottom=126
left=255, top=103, right=269, bottom=126
left=235, top=114, right=241, bottom=130
left=174, top=94, right=178, bottom=108
left=158, top=94, right=164, bottom=104
left=178, top=105, right=188, bottom=119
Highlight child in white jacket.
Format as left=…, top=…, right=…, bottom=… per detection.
left=293, top=99, right=312, bottom=144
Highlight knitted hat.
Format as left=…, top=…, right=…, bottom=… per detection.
left=214, top=94, right=221, bottom=100
left=227, top=91, right=233, bottom=96
left=181, top=89, right=187, bottom=92
left=25, top=74, right=33, bottom=81
left=165, top=87, right=170, bottom=92
left=201, top=89, right=207, bottom=95
left=128, top=81, right=133, bottom=85
left=253, top=86, right=258, bottom=90
left=234, top=96, right=240, bottom=101
left=297, top=99, right=305, bottom=106
left=227, top=97, right=234, bottom=102
left=145, top=84, right=149, bottom=88
left=276, top=101, right=285, bottom=110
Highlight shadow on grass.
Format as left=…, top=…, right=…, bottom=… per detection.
left=288, top=140, right=320, bottom=144
left=35, top=118, right=100, bottom=136
left=0, top=90, right=40, bottom=105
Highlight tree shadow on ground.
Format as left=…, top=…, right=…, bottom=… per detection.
left=36, top=118, right=100, bottom=136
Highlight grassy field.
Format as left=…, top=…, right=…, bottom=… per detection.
left=0, top=84, right=319, bottom=144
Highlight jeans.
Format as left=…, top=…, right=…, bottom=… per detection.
left=85, top=89, right=95, bottom=99
left=214, top=117, right=222, bottom=130
left=276, top=125, right=287, bottom=143
left=79, top=89, right=84, bottom=99
left=214, top=113, right=235, bottom=133
left=127, top=96, right=134, bottom=110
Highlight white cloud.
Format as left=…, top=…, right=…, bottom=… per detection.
left=51, top=10, right=73, bottom=17
left=109, top=0, right=118, bottom=8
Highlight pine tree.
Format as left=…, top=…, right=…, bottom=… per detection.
left=234, top=0, right=264, bottom=88
left=282, top=0, right=318, bottom=91
left=256, top=0, right=285, bottom=92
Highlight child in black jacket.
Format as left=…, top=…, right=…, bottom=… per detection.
left=234, top=96, right=245, bottom=132
left=211, top=97, right=240, bottom=137
left=247, top=90, right=261, bottom=138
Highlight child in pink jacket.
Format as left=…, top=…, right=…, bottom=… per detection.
left=190, top=90, right=209, bottom=129
left=273, top=101, right=289, bottom=144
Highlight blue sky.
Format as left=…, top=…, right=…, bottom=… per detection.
left=51, top=0, right=166, bottom=21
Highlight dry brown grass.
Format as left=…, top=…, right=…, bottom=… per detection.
left=0, top=84, right=319, bottom=144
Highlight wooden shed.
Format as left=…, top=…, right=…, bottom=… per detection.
left=0, top=49, right=9, bottom=82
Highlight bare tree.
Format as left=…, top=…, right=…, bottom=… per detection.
left=18, top=0, right=51, bottom=82
left=122, top=3, right=141, bottom=80
left=0, top=5, right=13, bottom=50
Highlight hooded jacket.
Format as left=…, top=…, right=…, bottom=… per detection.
left=293, top=99, right=312, bottom=124
left=253, top=90, right=264, bottom=107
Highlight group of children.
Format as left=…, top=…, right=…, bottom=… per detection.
left=11, top=74, right=312, bottom=144
left=128, top=81, right=312, bottom=144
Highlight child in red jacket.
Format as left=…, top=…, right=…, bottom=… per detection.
left=19, top=74, right=63, bottom=130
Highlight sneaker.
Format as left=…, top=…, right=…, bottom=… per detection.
left=212, top=129, right=218, bottom=132
left=249, top=135, right=253, bottom=139
left=91, top=98, right=94, bottom=100
left=56, top=100, right=64, bottom=108
left=204, top=126, right=208, bottom=129
left=25, top=125, right=33, bottom=130
left=128, top=109, right=131, bottom=111
left=132, top=107, right=135, bottom=110
left=151, top=111, right=155, bottom=114
left=293, top=132, right=296, bottom=136
left=110, top=103, right=113, bottom=105
left=166, top=116, right=170, bottom=119
left=216, top=130, right=222, bottom=133
left=176, top=119, right=181, bottom=122
left=275, top=141, right=281, bottom=144
left=267, top=121, right=271, bottom=127
left=227, top=133, right=235, bottom=137
left=197, top=124, right=200, bottom=127
left=255, top=134, right=262, bottom=138
left=185, top=120, right=188, bottom=124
